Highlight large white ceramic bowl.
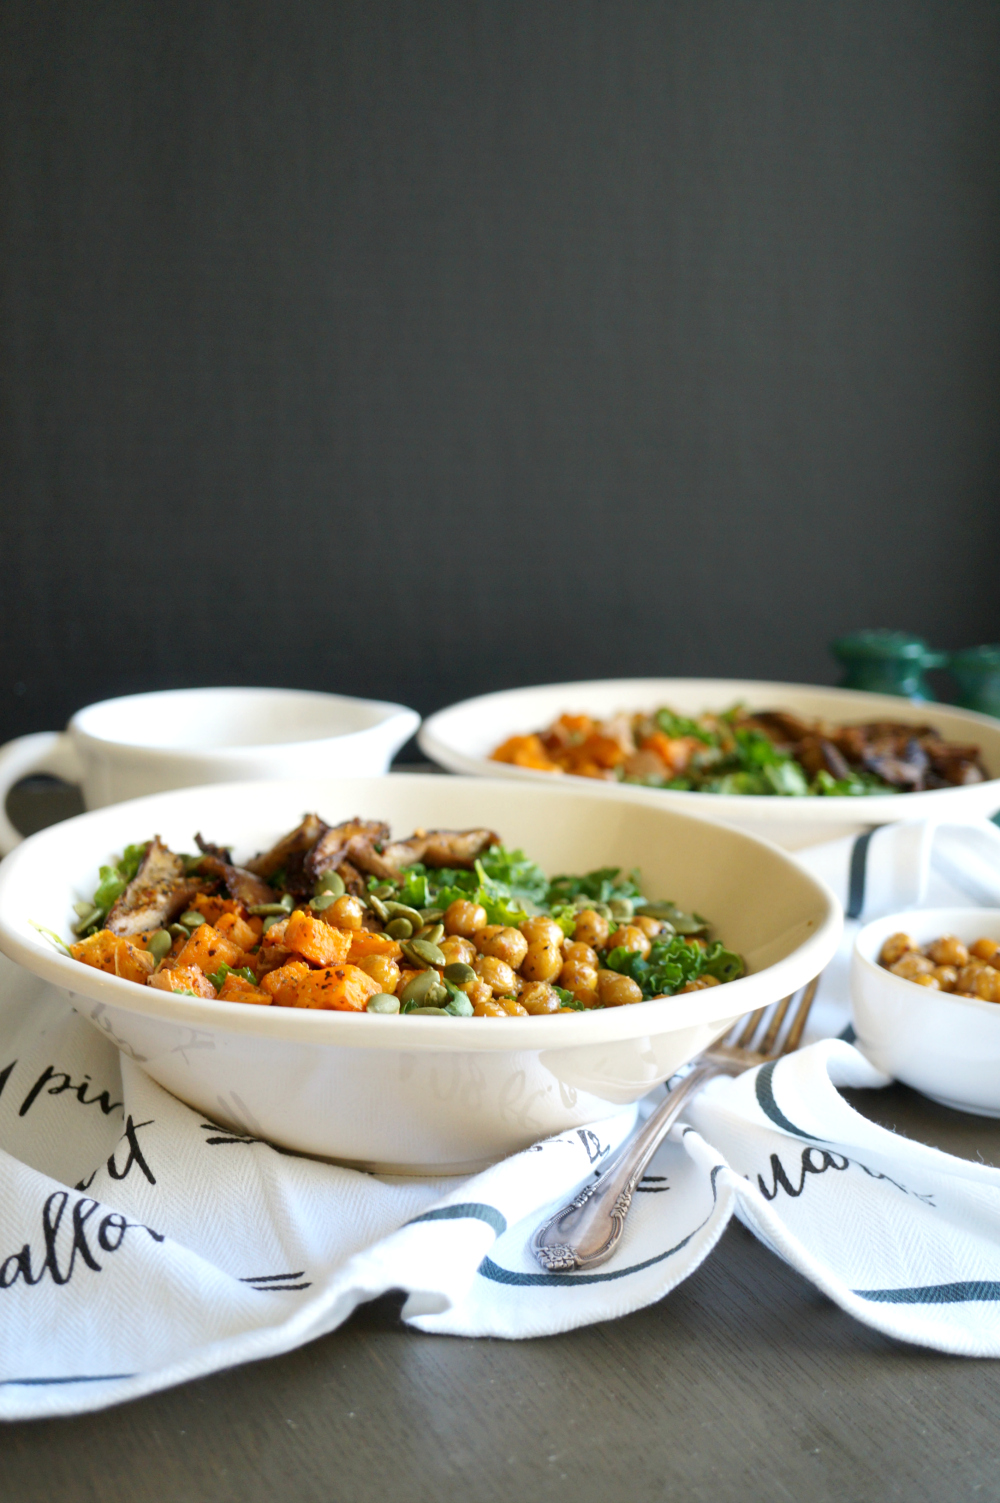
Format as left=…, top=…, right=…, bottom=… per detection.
left=852, top=908, right=1000, bottom=1116
left=0, top=775, right=840, bottom=1172
left=419, top=678, right=1000, bottom=850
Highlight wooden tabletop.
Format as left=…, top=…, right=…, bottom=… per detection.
left=5, top=781, right=1000, bottom=1501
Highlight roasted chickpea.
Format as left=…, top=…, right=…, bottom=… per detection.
left=563, top=941, right=599, bottom=968
left=608, top=925, right=651, bottom=959
left=328, top=895, right=365, bottom=930
left=633, top=915, right=663, bottom=939
left=474, top=925, right=529, bottom=970
left=439, top=934, right=477, bottom=967
left=520, top=939, right=564, bottom=983
left=466, top=977, right=495, bottom=1009
left=559, top=959, right=600, bottom=995
left=974, top=967, right=1000, bottom=1003
left=444, top=899, right=488, bottom=939
left=475, top=954, right=519, bottom=995
left=932, top=965, right=958, bottom=992
left=520, top=915, right=566, bottom=949
left=879, top=933, right=916, bottom=968
left=679, top=975, right=722, bottom=993
left=597, top=969, right=644, bottom=1007
left=499, top=997, right=529, bottom=1016
left=970, top=937, right=1000, bottom=964
left=573, top=909, right=610, bottom=950
left=519, top=982, right=562, bottom=1015
left=356, top=954, right=401, bottom=993
left=890, top=952, right=935, bottom=981
left=911, top=974, right=940, bottom=989
left=473, top=998, right=506, bottom=1017
left=926, top=935, right=969, bottom=968
left=957, top=962, right=988, bottom=994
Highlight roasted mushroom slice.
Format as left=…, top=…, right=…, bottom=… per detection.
left=347, top=827, right=499, bottom=879
left=195, top=851, right=276, bottom=908
left=105, top=836, right=203, bottom=937
left=304, top=819, right=391, bottom=883
left=245, top=814, right=328, bottom=879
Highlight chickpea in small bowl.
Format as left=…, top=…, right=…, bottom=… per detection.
left=852, top=908, right=1000, bottom=1116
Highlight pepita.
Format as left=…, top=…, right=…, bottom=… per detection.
left=383, top=902, right=424, bottom=928
left=366, top=993, right=401, bottom=1014
left=418, top=907, right=444, bottom=925
left=248, top=903, right=291, bottom=917
left=370, top=884, right=395, bottom=900
left=608, top=897, right=634, bottom=922
left=386, top=917, right=414, bottom=940
left=443, top=961, right=476, bottom=985
left=179, top=910, right=204, bottom=930
left=73, top=907, right=102, bottom=935
left=146, top=930, right=172, bottom=962
left=262, top=914, right=285, bottom=934
left=314, top=870, right=346, bottom=898
left=400, top=969, right=439, bottom=1005
left=426, top=983, right=449, bottom=1007
left=406, top=1006, right=449, bottom=1017
left=409, top=937, right=446, bottom=967
left=366, top=892, right=390, bottom=922
left=309, top=893, right=338, bottom=912
left=279, top=893, right=295, bottom=913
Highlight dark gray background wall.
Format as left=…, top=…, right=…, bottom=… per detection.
left=3, top=0, right=999, bottom=743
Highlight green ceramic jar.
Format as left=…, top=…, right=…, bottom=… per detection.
left=830, top=630, right=947, bottom=702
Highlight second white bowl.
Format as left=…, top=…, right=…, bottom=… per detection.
left=852, top=908, right=1000, bottom=1116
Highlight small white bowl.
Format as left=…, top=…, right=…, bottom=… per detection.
left=852, top=908, right=1000, bottom=1115
left=419, top=678, right=1000, bottom=850
left=0, top=774, right=840, bottom=1173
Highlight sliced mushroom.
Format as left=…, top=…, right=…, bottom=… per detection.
left=105, top=837, right=203, bottom=937
left=245, top=814, right=328, bottom=879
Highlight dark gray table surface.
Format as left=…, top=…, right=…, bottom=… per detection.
left=4, top=780, right=1000, bottom=1503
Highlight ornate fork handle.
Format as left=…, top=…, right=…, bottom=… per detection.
left=531, top=1060, right=729, bottom=1272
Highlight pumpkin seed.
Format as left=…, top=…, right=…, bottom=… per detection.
left=386, top=917, right=413, bottom=940
left=371, top=883, right=395, bottom=900
left=366, top=993, right=400, bottom=1014
left=366, top=892, right=390, bottom=922
left=309, top=893, right=338, bottom=912
left=146, top=929, right=172, bottom=962
left=443, top=961, right=476, bottom=985
left=73, top=900, right=95, bottom=919
left=249, top=902, right=291, bottom=917
left=383, top=902, right=424, bottom=928
left=400, top=969, right=439, bottom=1005
left=406, top=1006, right=449, bottom=1017
left=168, top=924, right=188, bottom=940
left=314, top=870, right=346, bottom=898
left=262, top=914, right=285, bottom=934
left=409, top=937, right=446, bottom=967
left=73, top=906, right=102, bottom=934
left=609, top=898, right=634, bottom=922
left=279, top=893, right=295, bottom=913
left=416, top=923, right=445, bottom=946
left=179, top=910, right=204, bottom=930
left=418, top=907, right=444, bottom=924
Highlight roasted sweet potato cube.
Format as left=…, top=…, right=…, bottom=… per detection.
left=192, top=894, right=240, bottom=926
left=283, top=910, right=352, bottom=967
left=69, top=929, right=156, bottom=985
left=217, top=974, right=272, bottom=1005
left=214, top=911, right=260, bottom=951
left=149, top=964, right=218, bottom=998
left=175, top=923, right=244, bottom=975
left=346, top=929, right=402, bottom=963
left=260, top=960, right=311, bottom=1007
left=291, top=964, right=381, bottom=1011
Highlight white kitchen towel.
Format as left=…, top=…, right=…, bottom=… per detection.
left=2, top=817, right=1000, bottom=1419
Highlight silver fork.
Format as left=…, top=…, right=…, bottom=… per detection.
left=531, top=976, right=821, bottom=1272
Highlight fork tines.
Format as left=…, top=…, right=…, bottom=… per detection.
left=712, top=975, right=820, bottom=1066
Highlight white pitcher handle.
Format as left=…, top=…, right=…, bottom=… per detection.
left=0, top=732, right=83, bottom=855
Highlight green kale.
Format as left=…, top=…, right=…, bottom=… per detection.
left=207, top=963, right=258, bottom=991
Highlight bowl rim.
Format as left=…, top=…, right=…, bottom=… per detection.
left=70, top=687, right=420, bottom=759
left=853, top=906, right=1000, bottom=1018
left=0, top=772, right=842, bottom=1054
left=419, top=676, right=1000, bottom=814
